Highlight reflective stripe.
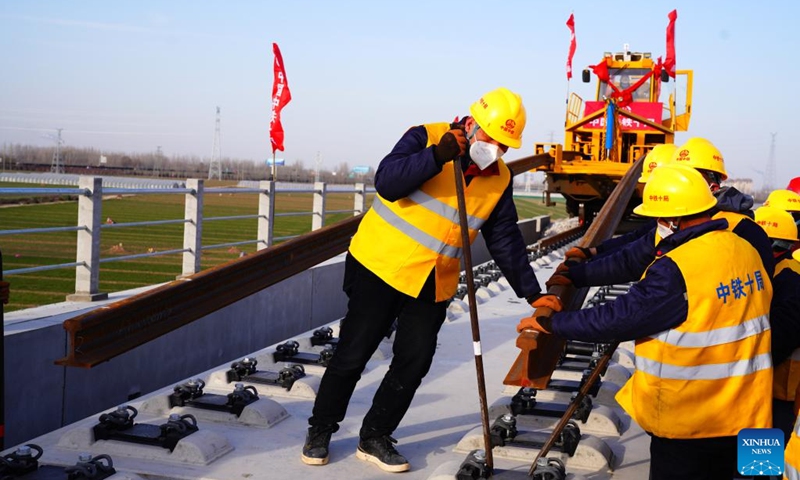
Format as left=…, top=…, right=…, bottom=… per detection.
left=407, top=189, right=486, bottom=230
left=796, top=418, right=800, bottom=436
left=787, top=461, right=799, bottom=480
left=648, top=315, right=771, bottom=348
left=371, top=197, right=462, bottom=259
left=634, top=352, right=772, bottom=381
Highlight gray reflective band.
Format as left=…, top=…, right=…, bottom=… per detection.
left=796, top=418, right=800, bottom=436
left=648, top=315, right=770, bottom=348
left=634, top=352, right=772, bottom=381
left=407, top=189, right=486, bottom=230
left=791, top=348, right=800, bottom=361
left=787, top=461, right=799, bottom=480
left=371, top=197, right=462, bottom=259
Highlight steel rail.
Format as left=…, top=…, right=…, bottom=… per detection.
left=5, top=261, right=86, bottom=276
left=0, top=188, right=90, bottom=196
left=0, top=225, right=86, bottom=236
left=504, top=154, right=644, bottom=389
left=54, top=154, right=553, bottom=368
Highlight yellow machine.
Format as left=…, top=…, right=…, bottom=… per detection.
left=534, top=45, right=694, bottom=221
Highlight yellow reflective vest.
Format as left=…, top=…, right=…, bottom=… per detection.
left=785, top=414, right=800, bottom=480
left=349, top=123, right=510, bottom=302
left=774, top=257, right=800, bottom=401
left=616, top=228, right=773, bottom=438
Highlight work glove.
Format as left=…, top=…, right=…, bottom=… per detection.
left=516, top=315, right=553, bottom=334
left=565, top=246, right=595, bottom=260
left=0, top=280, right=9, bottom=305
left=528, top=293, right=563, bottom=312
left=433, top=127, right=467, bottom=166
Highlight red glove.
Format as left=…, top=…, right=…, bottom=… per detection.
left=565, top=246, right=595, bottom=260
left=546, top=274, right=572, bottom=289
left=554, top=262, right=570, bottom=275
left=530, top=293, right=563, bottom=312
left=0, top=280, right=9, bottom=305
left=517, top=315, right=553, bottom=334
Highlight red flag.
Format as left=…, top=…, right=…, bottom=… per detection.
left=566, top=13, right=577, bottom=80
left=664, top=10, right=677, bottom=78
left=270, top=43, right=292, bottom=153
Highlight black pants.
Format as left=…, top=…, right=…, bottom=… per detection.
left=309, top=254, right=447, bottom=440
left=649, top=434, right=738, bottom=480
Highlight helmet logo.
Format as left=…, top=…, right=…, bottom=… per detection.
left=676, top=149, right=690, bottom=161
left=500, top=118, right=516, bottom=135
left=713, top=154, right=723, bottom=163
left=478, top=97, right=488, bottom=109
left=648, top=161, right=658, bottom=171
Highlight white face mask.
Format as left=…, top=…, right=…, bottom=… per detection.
left=467, top=124, right=503, bottom=170
left=657, top=220, right=679, bottom=239
left=470, top=141, right=503, bottom=169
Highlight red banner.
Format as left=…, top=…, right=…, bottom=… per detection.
left=270, top=43, right=292, bottom=153
left=566, top=13, right=576, bottom=80
left=664, top=10, right=677, bottom=78
left=583, top=101, right=663, bottom=131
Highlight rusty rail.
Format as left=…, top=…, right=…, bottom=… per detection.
left=55, top=154, right=553, bottom=368
left=503, top=154, right=644, bottom=389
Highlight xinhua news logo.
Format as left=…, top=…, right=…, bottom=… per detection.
left=738, top=428, right=784, bottom=476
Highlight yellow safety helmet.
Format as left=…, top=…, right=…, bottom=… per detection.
left=670, top=137, right=728, bottom=181
left=794, top=248, right=800, bottom=262
left=633, top=164, right=717, bottom=218
left=469, top=87, right=526, bottom=149
left=639, top=144, right=677, bottom=183
left=754, top=206, right=799, bottom=241
left=763, top=189, right=800, bottom=213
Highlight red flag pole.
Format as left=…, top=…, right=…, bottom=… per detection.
left=269, top=43, right=291, bottom=181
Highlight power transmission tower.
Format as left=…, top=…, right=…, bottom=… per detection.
left=50, top=128, right=65, bottom=174
left=208, top=106, right=223, bottom=180
left=764, top=132, right=777, bottom=192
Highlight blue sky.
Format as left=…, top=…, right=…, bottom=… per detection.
left=1, top=1, right=797, bottom=187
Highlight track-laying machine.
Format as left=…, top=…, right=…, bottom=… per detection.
left=534, top=45, right=693, bottom=222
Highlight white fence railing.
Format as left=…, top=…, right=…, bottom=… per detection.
left=0, top=177, right=373, bottom=301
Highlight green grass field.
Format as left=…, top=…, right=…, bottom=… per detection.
left=0, top=184, right=566, bottom=312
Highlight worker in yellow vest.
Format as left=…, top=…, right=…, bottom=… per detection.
left=756, top=206, right=800, bottom=444
left=784, top=283, right=800, bottom=480
left=301, top=87, right=561, bottom=472
left=519, top=164, right=773, bottom=480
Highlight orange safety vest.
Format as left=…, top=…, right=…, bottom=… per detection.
left=349, top=123, right=510, bottom=302
left=616, top=229, right=773, bottom=438
left=774, top=257, right=800, bottom=401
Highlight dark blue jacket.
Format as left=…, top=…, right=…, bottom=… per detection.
left=771, top=251, right=800, bottom=365
left=374, top=124, right=540, bottom=300
left=551, top=220, right=726, bottom=342
left=594, top=219, right=656, bottom=259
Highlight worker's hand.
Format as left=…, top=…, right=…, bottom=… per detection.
left=546, top=274, right=572, bottom=289
left=516, top=315, right=553, bottom=334
left=0, top=280, right=9, bottom=305
left=554, top=262, right=570, bottom=275
left=433, top=128, right=467, bottom=166
left=565, top=246, right=595, bottom=260
left=529, top=293, right=563, bottom=312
